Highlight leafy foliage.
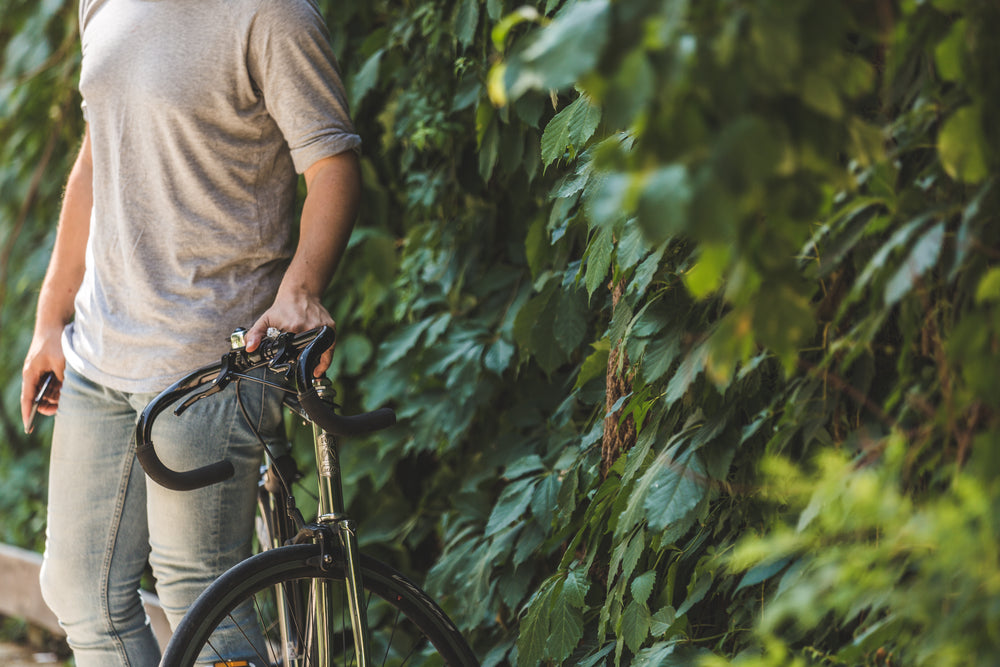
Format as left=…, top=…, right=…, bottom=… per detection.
left=2, top=0, right=999, bottom=664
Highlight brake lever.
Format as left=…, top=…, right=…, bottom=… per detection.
left=171, top=328, right=299, bottom=417
left=174, top=352, right=237, bottom=416
left=264, top=335, right=294, bottom=374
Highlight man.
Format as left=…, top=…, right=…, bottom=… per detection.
left=19, top=0, right=361, bottom=664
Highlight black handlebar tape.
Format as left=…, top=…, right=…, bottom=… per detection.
left=298, top=392, right=398, bottom=436
left=134, top=365, right=236, bottom=491
left=297, top=326, right=397, bottom=436
left=135, top=441, right=235, bottom=491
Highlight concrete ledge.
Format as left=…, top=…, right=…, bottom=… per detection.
left=0, top=543, right=171, bottom=647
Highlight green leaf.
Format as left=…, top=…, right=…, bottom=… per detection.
left=631, top=300, right=674, bottom=338
left=504, top=454, right=544, bottom=479
left=631, top=570, right=656, bottom=606
left=585, top=226, right=614, bottom=298
left=664, top=340, right=709, bottom=406
left=650, top=606, right=677, bottom=636
left=851, top=216, right=928, bottom=301
left=575, top=339, right=610, bottom=390
left=938, top=105, right=988, bottom=184
left=584, top=167, right=634, bottom=230
left=675, top=572, right=712, bottom=618
left=934, top=18, right=966, bottom=81
left=530, top=473, right=560, bottom=526
left=555, top=287, right=589, bottom=353
left=884, top=222, right=945, bottom=306
left=642, top=446, right=706, bottom=533
left=640, top=331, right=682, bottom=384
left=752, top=282, right=816, bottom=371
left=951, top=181, right=991, bottom=282
left=620, top=599, right=651, bottom=654
left=736, top=556, right=791, bottom=592
left=484, top=338, right=515, bottom=375
left=629, top=243, right=666, bottom=300
left=478, top=114, right=500, bottom=181
left=513, top=282, right=566, bottom=375
left=563, top=568, right=591, bottom=608
left=603, top=47, right=656, bottom=129
left=454, top=0, right=480, bottom=48
left=579, top=643, right=616, bottom=667
left=638, top=165, right=692, bottom=242
left=491, top=6, right=541, bottom=52
left=616, top=220, right=651, bottom=272
left=350, top=48, right=383, bottom=109
left=801, top=71, right=843, bottom=118
left=517, top=584, right=551, bottom=667
left=975, top=267, right=1000, bottom=304
left=525, top=213, right=551, bottom=280
left=485, top=478, right=537, bottom=537
left=541, top=93, right=602, bottom=167
left=378, top=319, right=434, bottom=367
left=621, top=527, right=646, bottom=583
left=549, top=574, right=586, bottom=662
left=683, top=243, right=731, bottom=298
left=504, top=0, right=611, bottom=100
left=632, top=641, right=678, bottom=666
left=339, top=333, right=373, bottom=375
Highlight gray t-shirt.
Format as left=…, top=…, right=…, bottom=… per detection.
left=67, top=0, right=361, bottom=393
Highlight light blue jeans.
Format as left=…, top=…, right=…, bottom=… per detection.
left=40, top=366, right=282, bottom=666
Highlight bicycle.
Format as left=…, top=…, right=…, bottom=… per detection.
left=135, top=325, right=479, bottom=667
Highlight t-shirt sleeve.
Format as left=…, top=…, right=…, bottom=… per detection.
left=247, top=0, right=361, bottom=173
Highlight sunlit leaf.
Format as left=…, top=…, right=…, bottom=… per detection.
left=934, top=19, right=966, bottom=81
left=683, top=243, right=731, bottom=298
left=938, top=105, right=988, bottom=184
left=975, top=267, right=1000, bottom=304
left=503, top=0, right=611, bottom=100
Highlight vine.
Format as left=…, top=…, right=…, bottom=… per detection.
left=2, top=0, right=998, bottom=664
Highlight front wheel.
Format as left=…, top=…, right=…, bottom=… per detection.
left=161, top=543, right=479, bottom=667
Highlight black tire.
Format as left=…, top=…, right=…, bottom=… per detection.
left=161, top=543, right=479, bottom=667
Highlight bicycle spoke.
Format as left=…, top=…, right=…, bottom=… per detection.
left=202, top=637, right=225, bottom=666
left=246, top=592, right=275, bottom=665
left=380, top=603, right=399, bottom=666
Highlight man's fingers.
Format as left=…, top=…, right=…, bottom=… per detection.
left=244, top=319, right=271, bottom=351
left=20, top=379, right=35, bottom=431
left=313, top=348, right=334, bottom=377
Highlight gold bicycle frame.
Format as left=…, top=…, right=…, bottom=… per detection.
left=269, top=377, right=373, bottom=667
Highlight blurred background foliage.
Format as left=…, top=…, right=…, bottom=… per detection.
left=2, top=0, right=999, bottom=664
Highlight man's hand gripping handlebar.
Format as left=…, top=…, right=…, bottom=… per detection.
left=134, top=326, right=396, bottom=491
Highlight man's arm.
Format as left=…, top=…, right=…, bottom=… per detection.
left=244, top=150, right=361, bottom=375
left=20, top=126, right=93, bottom=430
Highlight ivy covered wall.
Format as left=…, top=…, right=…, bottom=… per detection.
left=2, top=0, right=998, bottom=664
